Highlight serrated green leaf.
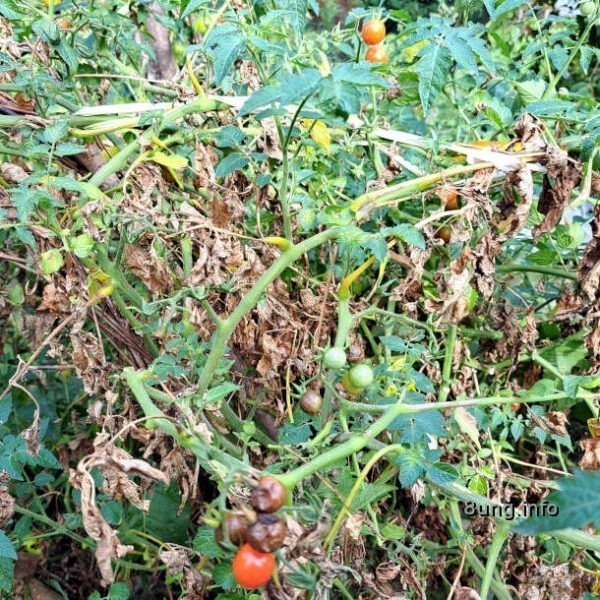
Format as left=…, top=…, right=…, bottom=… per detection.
left=396, top=452, right=426, bottom=486
left=415, top=43, right=451, bottom=113
left=215, top=153, right=250, bottom=178
left=0, top=531, right=16, bottom=561
left=513, top=470, right=600, bottom=534
left=108, top=581, right=130, bottom=600
left=193, top=526, right=226, bottom=558
left=382, top=224, right=426, bottom=249
left=40, top=249, right=64, bottom=275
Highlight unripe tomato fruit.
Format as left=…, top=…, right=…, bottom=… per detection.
left=361, top=19, right=386, bottom=45
left=251, top=476, right=287, bottom=513
left=580, top=1, right=597, bottom=16
left=231, top=543, right=275, bottom=589
left=366, top=44, right=389, bottom=64
left=341, top=373, right=364, bottom=396
left=323, top=347, right=347, bottom=370
left=300, top=390, right=322, bottom=415
left=247, top=513, right=286, bottom=553
left=348, top=364, right=374, bottom=388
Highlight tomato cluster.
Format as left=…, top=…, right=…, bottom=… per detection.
left=361, top=19, right=388, bottom=64
left=321, top=346, right=375, bottom=399
left=218, top=475, right=288, bottom=589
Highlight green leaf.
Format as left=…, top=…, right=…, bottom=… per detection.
left=146, top=485, right=191, bottom=544
left=350, top=482, right=396, bottom=511
left=427, top=463, right=459, bottom=485
left=215, top=153, right=250, bottom=178
left=382, top=224, right=426, bottom=249
left=493, top=0, right=528, bottom=18
left=40, top=249, right=64, bottom=275
left=0, top=0, right=23, bottom=19
left=0, top=395, right=11, bottom=425
left=513, top=470, right=600, bottom=534
left=277, top=0, right=308, bottom=36
left=192, top=526, right=226, bottom=559
left=380, top=523, right=406, bottom=540
left=0, top=557, right=14, bottom=594
left=212, top=562, right=237, bottom=590
left=181, top=0, right=209, bottom=19
left=514, top=80, right=547, bottom=104
left=70, top=233, right=95, bottom=259
left=108, top=582, right=131, bottom=600
left=205, top=24, right=246, bottom=86
left=525, top=101, right=574, bottom=116
left=396, top=452, right=426, bottom=486
left=0, top=531, right=16, bottom=561
left=415, top=43, right=451, bottom=113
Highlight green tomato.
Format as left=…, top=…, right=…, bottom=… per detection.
left=172, top=41, right=187, bottom=62
left=348, top=364, right=374, bottom=388
left=580, top=1, right=597, bottom=17
left=193, top=16, right=207, bottom=34
left=322, top=347, right=347, bottom=370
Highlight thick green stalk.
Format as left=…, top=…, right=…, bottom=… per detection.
left=88, top=97, right=224, bottom=188
left=438, top=324, right=457, bottom=402
left=277, top=391, right=406, bottom=489
left=496, top=264, right=578, bottom=281
left=480, top=522, right=510, bottom=599
left=195, top=228, right=342, bottom=399
left=542, top=18, right=596, bottom=100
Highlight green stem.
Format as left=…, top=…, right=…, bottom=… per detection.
left=195, top=228, right=342, bottom=399
left=278, top=391, right=406, bottom=489
left=12, top=505, right=92, bottom=548
left=88, top=97, right=224, bottom=188
left=438, top=324, right=457, bottom=402
left=496, top=264, right=578, bottom=281
left=542, top=18, right=596, bottom=100
left=480, top=522, right=510, bottom=599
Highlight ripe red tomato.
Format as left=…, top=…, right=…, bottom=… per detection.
left=231, top=543, right=275, bottom=589
left=361, top=19, right=386, bottom=45
left=365, top=44, right=389, bottom=64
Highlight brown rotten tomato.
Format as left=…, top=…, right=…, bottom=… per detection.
left=247, top=513, right=287, bottom=553
left=215, top=511, right=252, bottom=547
left=251, top=475, right=287, bottom=513
left=299, top=390, right=322, bottom=415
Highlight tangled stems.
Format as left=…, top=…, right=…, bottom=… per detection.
left=195, top=227, right=344, bottom=400
left=277, top=391, right=407, bottom=490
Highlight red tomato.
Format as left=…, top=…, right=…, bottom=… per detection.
left=231, top=543, right=275, bottom=589
left=365, top=44, right=389, bottom=64
left=361, top=20, right=386, bottom=45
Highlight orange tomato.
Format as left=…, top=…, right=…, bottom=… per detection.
left=365, top=44, right=389, bottom=64
left=361, top=20, right=386, bottom=45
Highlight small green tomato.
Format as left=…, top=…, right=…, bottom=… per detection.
left=348, top=363, right=374, bottom=388
left=322, top=347, right=347, bottom=370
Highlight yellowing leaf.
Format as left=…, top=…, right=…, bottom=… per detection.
left=401, top=39, right=426, bottom=63
left=303, top=119, right=331, bottom=153
left=150, top=151, right=188, bottom=171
